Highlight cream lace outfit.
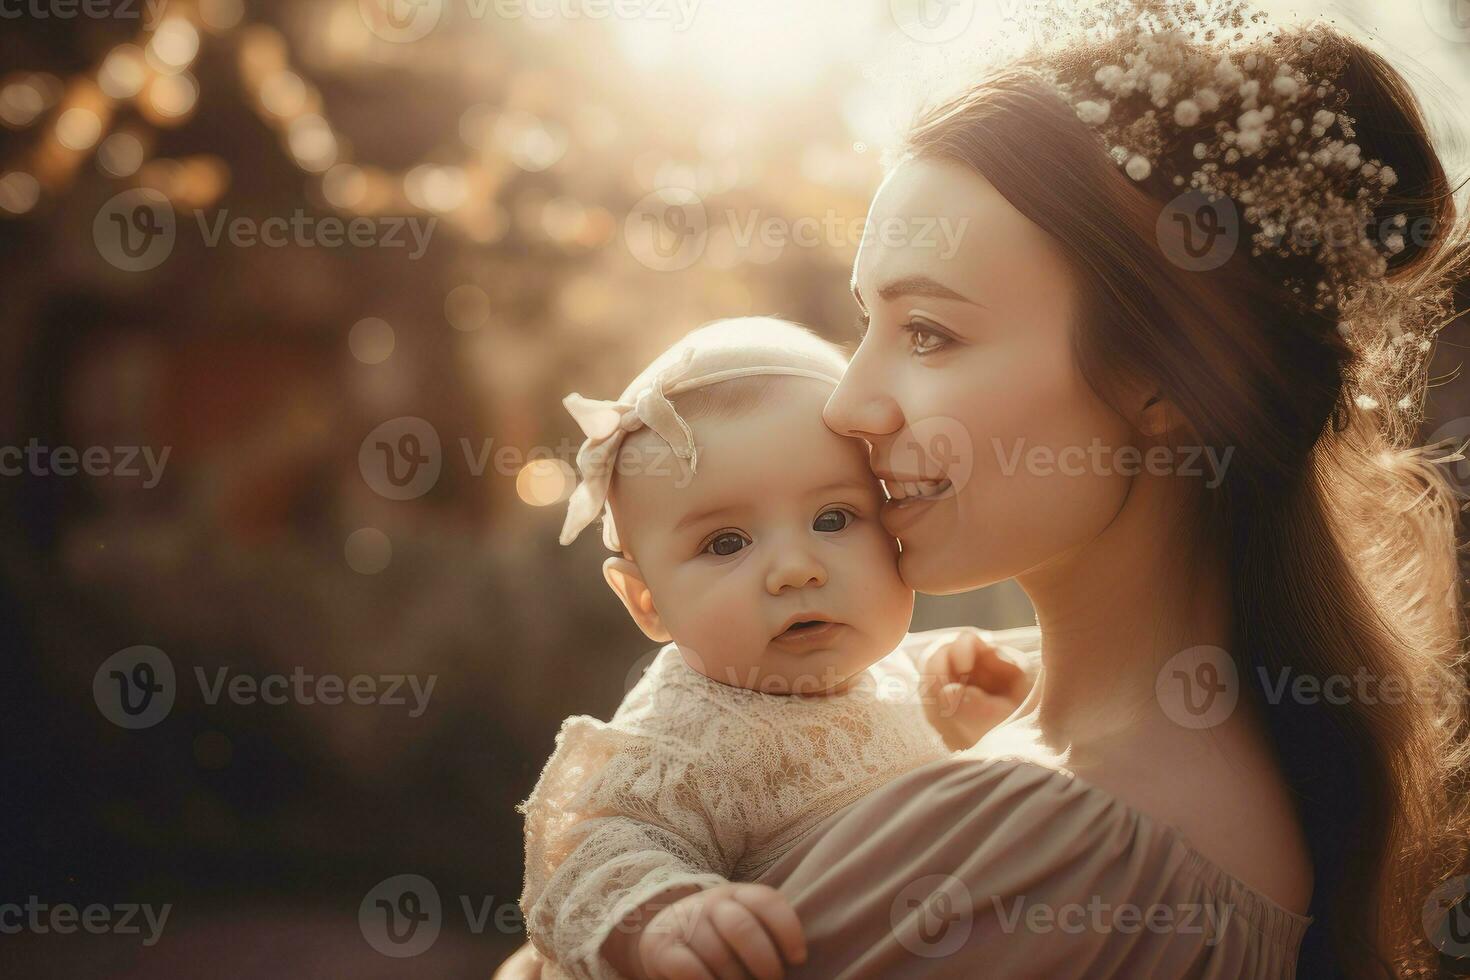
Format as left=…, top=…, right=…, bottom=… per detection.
left=518, top=631, right=963, bottom=980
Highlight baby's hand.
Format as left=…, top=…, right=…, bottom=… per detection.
left=922, top=629, right=1032, bottom=750
left=637, top=883, right=806, bottom=980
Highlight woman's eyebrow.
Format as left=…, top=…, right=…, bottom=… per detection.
left=852, top=275, right=987, bottom=309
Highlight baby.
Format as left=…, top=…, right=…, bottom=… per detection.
left=518, top=317, right=1022, bottom=980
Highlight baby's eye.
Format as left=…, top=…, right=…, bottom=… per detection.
left=704, top=531, right=750, bottom=557
left=813, top=508, right=853, bottom=532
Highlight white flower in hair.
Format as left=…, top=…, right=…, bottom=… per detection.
left=1215, top=55, right=1244, bottom=89
left=1150, top=71, right=1173, bottom=106
left=1024, top=0, right=1442, bottom=421
left=1076, top=100, right=1112, bottom=124
left=1096, top=64, right=1126, bottom=92
left=1273, top=75, right=1300, bottom=100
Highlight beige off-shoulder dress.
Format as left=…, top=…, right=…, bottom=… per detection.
left=753, top=625, right=1315, bottom=979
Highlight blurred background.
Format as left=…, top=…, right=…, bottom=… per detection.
left=2, top=0, right=1468, bottom=976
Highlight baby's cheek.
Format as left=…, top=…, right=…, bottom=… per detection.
left=681, top=583, right=763, bottom=661
left=853, top=531, right=915, bottom=627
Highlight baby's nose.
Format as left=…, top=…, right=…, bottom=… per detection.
left=765, top=540, right=827, bottom=594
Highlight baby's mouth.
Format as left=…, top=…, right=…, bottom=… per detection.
left=772, top=616, right=842, bottom=642
left=882, top=477, right=953, bottom=501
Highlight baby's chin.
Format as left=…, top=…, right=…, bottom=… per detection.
left=752, top=645, right=884, bottom=697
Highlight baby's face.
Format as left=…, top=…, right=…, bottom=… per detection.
left=612, top=377, right=914, bottom=694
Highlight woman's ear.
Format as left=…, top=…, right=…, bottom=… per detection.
left=603, top=557, right=671, bottom=643
left=1136, top=391, right=1194, bottom=440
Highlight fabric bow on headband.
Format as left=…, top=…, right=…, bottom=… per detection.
left=558, top=345, right=844, bottom=551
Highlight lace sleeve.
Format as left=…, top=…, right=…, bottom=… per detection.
left=518, top=714, right=736, bottom=980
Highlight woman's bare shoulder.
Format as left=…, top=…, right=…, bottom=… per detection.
left=1066, top=718, right=1314, bottom=915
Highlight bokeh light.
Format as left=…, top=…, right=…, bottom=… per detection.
left=516, top=459, right=576, bottom=507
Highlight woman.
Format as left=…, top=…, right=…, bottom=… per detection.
left=500, top=4, right=1470, bottom=976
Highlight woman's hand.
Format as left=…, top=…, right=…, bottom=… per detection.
left=921, top=629, right=1032, bottom=750
left=492, top=942, right=544, bottom=980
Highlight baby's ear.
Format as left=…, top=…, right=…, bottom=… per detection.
left=602, top=557, right=671, bottom=643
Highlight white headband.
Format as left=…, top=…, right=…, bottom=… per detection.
left=559, top=344, right=844, bottom=550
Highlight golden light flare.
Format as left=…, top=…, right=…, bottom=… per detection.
left=143, top=71, right=200, bottom=123
left=146, top=19, right=202, bottom=74
left=97, top=45, right=148, bottom=100
left=516, top=459, right=576, bottom=508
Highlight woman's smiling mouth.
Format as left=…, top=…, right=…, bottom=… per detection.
left=881, top=477, right=953, bottom=501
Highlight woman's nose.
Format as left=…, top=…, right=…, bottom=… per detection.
left=823, top=345, right=904, bottom=440
left=765, top=537, right=828, bottom=595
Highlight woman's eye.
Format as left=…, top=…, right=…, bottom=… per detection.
left=704, top=531, right=749, bottom=556
left=813, top=509, right=852, bottom=532
left=905, top=319, right=950, bottom=356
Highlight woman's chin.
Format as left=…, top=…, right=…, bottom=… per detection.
left=897, top=545, right=997, bottom=596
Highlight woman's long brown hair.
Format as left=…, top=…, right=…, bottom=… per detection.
left=905, top=28, right=1470, bottom=977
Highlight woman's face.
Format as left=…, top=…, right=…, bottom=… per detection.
left=825, top=156, right=1137, bottom=595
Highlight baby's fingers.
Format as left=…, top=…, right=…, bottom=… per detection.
left=955, top=634, right=1025, bottom=695
left=710, top=900, right=784, bottom=980
left=651, top=943, right=718, bottom=980
left=730, top=884, right=806, bottom=967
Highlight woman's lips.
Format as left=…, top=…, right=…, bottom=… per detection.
left=879, top=477, right=953, bottom=535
